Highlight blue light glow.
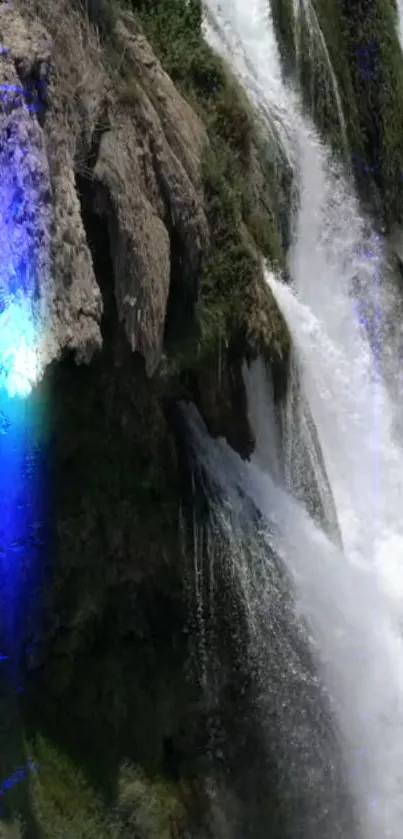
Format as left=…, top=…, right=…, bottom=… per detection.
left=0, top=390, right=48, bottom=678
left=0, top=293, right=39, bottom=398
left=0, top=759, right=38, bottom=816
left=0, top=139, right=43, bottom=399
left=0, top=37, right=50, bottom=815
left=0, top=55, right=49, bottom=400
left=0, top=306, right=39, bottom=398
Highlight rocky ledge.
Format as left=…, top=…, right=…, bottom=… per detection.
left=0, top=0, right=209, bottom=378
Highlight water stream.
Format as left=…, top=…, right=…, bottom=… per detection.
left=190, top=1, right=403, bottom=836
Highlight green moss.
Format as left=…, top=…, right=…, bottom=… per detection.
left=161, top=129, right=289, bottom=375
left=165, top=100, right=288, bottom=369
left=207, top=77, right=254, bottom=156
left=26, top=738, right=186, bottom=839
left=270, top=0, right=403, bottom=225
left=366, top=0, right=403, bottom=224
left=310, top=0, right=403, bottom=223
left=27, top=736, right=115, bottom=838
left=115, top=763, right=185, bottom=838
left=269, top=0, right=295, bottom=76
left=81, top=0, right=291, bottom=373
left=271, top=0, right=354, bottom=157
left=0, top=818, right=23, bottom=839
left=109, top=0, right=290, bottom=370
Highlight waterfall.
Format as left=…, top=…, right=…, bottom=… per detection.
left=397, top=0, right=403, bottom=52
left=186, top=388, right=403, bottom=838
left=184, top=404, right=359, bottom=839
left=292, top=0, right=348, bottom=154
left=185, top=1, right=403, bottom=837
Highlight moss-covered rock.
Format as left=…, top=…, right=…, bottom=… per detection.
left=114, top=762, right=186, bottom=839
left=340, top=0, right=403, bottom=226
left=26, top=736, right=191, bottom=839
left=115, top=0, right=291, bottom=370
left=27, top=736, right=114, bottom=839
left=270, top=0, right=403, bottom=227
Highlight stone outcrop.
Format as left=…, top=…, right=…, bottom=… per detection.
left=0, top=1, right=102, bottom=375
left=0, top=0, right=209, bottom=379
left=93, top=12, right=209, bottom=374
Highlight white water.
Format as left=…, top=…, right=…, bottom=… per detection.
left=188, top=394, right=403, bottom=838
left=199, top=0, right=403, bottom=836
left=397, top=1, right=403, bottom=55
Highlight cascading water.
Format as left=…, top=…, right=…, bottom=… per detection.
left=397, top=0, right=403, bottom=54
left=184, top=403, right=359, bottom=839
left=185, top=1, right=403, bottom=837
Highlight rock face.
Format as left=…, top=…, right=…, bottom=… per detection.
left=0, top=0, right=208, bottom=378
left=0, top=2, right=292, bottom=834
left=0, top=1, right=102, bottom=374
left=93, top=12, right=209, bottom=374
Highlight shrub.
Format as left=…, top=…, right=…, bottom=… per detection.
left=27, top=737, right=115, bottom=839
left=113, top=763, right=185, bottom=839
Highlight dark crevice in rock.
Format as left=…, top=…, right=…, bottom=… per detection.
left=76, top=175, right=116, bottom=343
left=164, top=226, right=198, bottom=346
left=14, top=58, right=49, bottom=128
left=271, top=355, right=289, bottom=405
left=145, top=135, right=204, bottom=351
left=183, top=347, right=255, bottom=460
left=76, top=104, right=111, bottom=180
left=74, top=119, right=117, bottom=353
left=76, top=0, right=118, bottom=42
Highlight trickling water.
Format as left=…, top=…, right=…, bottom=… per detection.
left=243, top=358, right=283, bottom=484
left=197, top=1, right=403, bottom=837
left=292, top=0, right=348, bottom=153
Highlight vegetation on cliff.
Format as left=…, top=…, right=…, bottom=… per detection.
left=146, top=0, right=289, bottom=364
left=270, top=0, right=403, bottom=227
left=87, top=0, right=291, bottom=370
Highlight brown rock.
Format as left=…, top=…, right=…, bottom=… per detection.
left=93, top=13, right=209, bottom=374
left=0, top=0, right=103, bottom=373
left=0, top=0, right=209, bottom=379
